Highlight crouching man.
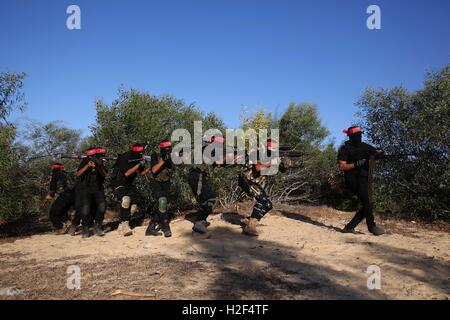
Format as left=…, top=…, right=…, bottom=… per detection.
left=40, top=163, right=77, bottom=235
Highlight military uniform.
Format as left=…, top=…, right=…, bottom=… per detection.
left=238, top=160, right=273, bottom=222
left=338, top=141, right=378, bottom=230
left=112, top=151, right=145, bottom=224
left=187, top=163, right=218, bottom=224
left=48, top=168, right=76, bottom=230
left=148, top=151, right=174, bottom=237
left=338, top=126, right=385, bottom=235
left=75, top=158, right=107, bottom=231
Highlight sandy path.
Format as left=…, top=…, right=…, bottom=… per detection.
left=0, top=204, right=449, bottom=300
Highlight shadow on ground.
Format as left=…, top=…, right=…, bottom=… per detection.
left=176, top=224, right=384, bottom=299
left=279, top=210, right=346, bottom=233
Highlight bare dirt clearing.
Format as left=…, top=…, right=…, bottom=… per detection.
left=0, top=203, right=449, bottom=300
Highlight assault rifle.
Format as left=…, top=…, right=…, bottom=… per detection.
left=58, top=153, right=117, bottom=161
left=128, top=155, right=152, bottom=164
left=277, top=146, right=303, bottom=158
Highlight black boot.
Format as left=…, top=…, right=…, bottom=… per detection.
left=342, top=224, right=358, bottom=234
left=94, top=223, right=105, bottom=236
left=161, top=223, right=172, bottom=237
left=369, top=225, right=385, bottom=236
left=81, top=226, right=91, bottom=238
left=193, top=220, right=208, bottom=234
left=145, top=221, right=162, bottom=236
left=67, top=223, right=78, bottom=236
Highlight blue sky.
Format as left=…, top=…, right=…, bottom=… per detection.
left=1, top=0, right=449, bottom=145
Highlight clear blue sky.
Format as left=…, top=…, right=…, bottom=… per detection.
left=1, top=0, right=449, bottom=145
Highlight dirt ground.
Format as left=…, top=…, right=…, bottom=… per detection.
left=0, top=202, right=449, bottom=300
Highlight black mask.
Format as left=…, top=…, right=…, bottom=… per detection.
left=348, top=133, right=362, bottom=146
left=130, top=150, right=142, bottom=160
left=161, top=147, right=172, bottom=157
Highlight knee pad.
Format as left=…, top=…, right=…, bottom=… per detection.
left=130, top=204, right=138, bottom=215
left=158, top=197, right=168, bottom=213
left=121, top=196, right=131, bottom=209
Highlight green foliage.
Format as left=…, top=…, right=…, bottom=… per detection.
left=279, top=103, right=329, bottom=152
left=0, top=120, right=83, bottom=220
left=358, top=64, right=450, bottom=219
left=0, top=72, right=27, bottom=125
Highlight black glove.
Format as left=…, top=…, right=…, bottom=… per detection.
left=90, top=157, right=102, bottom=167
left=354, top=159, right=367, bottom=168
left=161, top=152, right=171, bottom=162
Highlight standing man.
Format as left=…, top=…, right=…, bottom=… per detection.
left=186, top=136, right=224, bottom=235
left=40, top=163, right=76, bottom=234
left=112, top=143, right=151, bottom=237
left=338, top=126, right=385, bottom=236
left=239, top=140, right=290, bottom=236
left=75, top=147, right=108, bottom=238
left=145, top=140, right=175, bottom=237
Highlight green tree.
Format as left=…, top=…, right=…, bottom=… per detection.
left=279, top=102, right=329, bottom=152
left=0, top=71, right=27, bottom=221
left=0, top=72, right=27, bottom=125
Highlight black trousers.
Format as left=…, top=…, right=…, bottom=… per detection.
left=114, top=184, right=141, bottom=222
left=75, top=186, right=106, bottom=227
left=345, top=174, right=375, bottom=229
left=238, top=174, right=273, bottom=221
left=49, top=189, right=76, bottom=229
left=187, top=170, right=217, bottom=221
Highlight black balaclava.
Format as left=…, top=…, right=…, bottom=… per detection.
left=343, top=126, right=363, bottom=147
left=160, top=140, right=172, bottom=159
left=348, top=132, right=362, bottom=146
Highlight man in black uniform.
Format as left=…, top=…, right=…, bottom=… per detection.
left=145, top=140, right=175, bottom=238
left=75, top=147, right=108, bottom=238
left=112, top=143, right=152, bottom=236
left=186, top=136, right=224, bottom=234
left=239, top=140, right=290, bottom=236
left=40, top=163, right=76, bottom=234
left=337, top=126, right=385, bottom=236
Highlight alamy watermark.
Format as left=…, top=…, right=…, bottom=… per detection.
left=366, top=265, right=381, bottom=290
left=367, top=5, right=381, bottom=30
left=66, top=265, right=81, bottom=290
left=66, top=5, right=81, bottom=30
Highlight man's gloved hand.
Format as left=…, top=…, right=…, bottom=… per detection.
left=139, top=159, right=147, bottom=168
left=354, top=159, right=367, bottom=168
left=161, top=152, right=171, bottom=162
left=90, top=157, right=102, bottom=167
